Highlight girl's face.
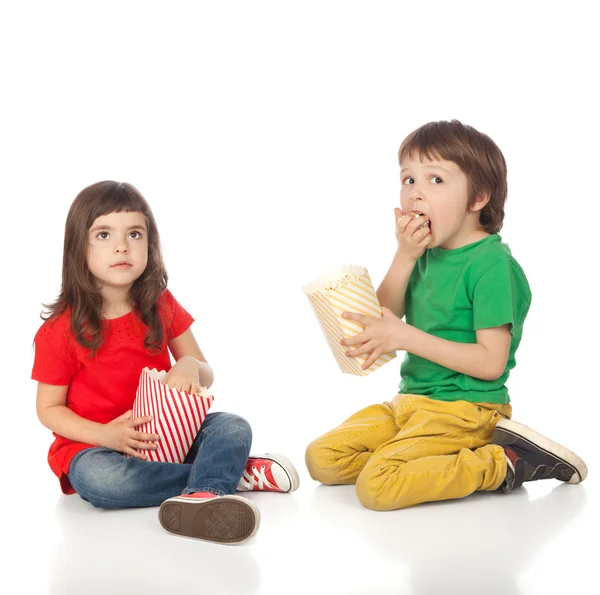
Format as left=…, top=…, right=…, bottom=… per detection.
left=400, top=155, right=487, bottom=250
left=87, top=210, right=149, bottom=291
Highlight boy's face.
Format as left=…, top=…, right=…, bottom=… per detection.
left=86, top=210, right=149, bottom=291
left=400, top=154, right=485, bottom=250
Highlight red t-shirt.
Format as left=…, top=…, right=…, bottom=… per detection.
left=31, top=289, right=194, bottom=494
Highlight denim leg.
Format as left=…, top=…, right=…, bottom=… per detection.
left=69, top=447, right=190, bottom=509
left=182, top=412, right=252, bottom=496
left=68, top=412, right=252, bottom=509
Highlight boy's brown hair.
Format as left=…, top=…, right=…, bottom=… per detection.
left=399, top=120, right=507, bottom=233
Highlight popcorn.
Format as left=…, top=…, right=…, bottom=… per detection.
left=129, top=367, right=215, bottom=463
left=321, top=273, right=361, bottom=293
left=400, top=212, right=430, bottom=227
left=303, top=266, right=397, bottom=376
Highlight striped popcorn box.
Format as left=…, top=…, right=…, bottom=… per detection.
left=130, top=367, right=215, bottom=463
left=303, top=265, right=397, bottom=376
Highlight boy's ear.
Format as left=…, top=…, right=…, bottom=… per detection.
left=470, top=192, right=491, bottom=213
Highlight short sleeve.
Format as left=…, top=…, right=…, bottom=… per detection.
left=32, top=324, right=79, bottom=385
left=473, top=258, right=532, bottom=333
left=160, top=289, right=195, bottom=340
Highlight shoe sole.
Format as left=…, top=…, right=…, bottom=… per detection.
left=256, top=453, right=301, bottom=493
left=159, top=495, right=260, bottom=544
left=494, top=419, right=588, bottom=483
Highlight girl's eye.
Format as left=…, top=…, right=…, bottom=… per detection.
left=431, top=176, right=443, bottom=184
left=402, top=177, right=414, bottom=185
left=97, top=231, right=110, bottom=240
left=130, top=231, right=142, bottom=239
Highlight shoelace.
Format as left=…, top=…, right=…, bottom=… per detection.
left=240, top=464, right=276, bottom=490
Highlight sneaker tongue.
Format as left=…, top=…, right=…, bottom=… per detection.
left=250, top=458, right=270, bottom=466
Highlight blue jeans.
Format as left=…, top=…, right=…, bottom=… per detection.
left=68, top=412, right=252, bottom=509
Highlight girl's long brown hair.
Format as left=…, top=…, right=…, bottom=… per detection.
left=42, top=181, right=168, bottom=356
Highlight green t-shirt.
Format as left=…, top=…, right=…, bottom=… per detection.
left=399, top=234, right=531, bottom=404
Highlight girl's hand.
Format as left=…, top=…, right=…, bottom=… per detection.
left=164, top=356, right=202, bottom=393
left=100, top=410, right=160, bottom=461
left=340, top=307, right=409, bottom=370
left=394, top=208, right=432, bottom=262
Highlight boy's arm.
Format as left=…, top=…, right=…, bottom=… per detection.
left=342, top=309, right=511, bottom=380
left=376, top=250, right=416, bottom=319
left=401, top=323, right=512, bottom=381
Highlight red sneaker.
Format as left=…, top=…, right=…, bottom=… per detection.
left=159, top=491, right=260, bottom=544
left=237, top=453, right=300, bottom=493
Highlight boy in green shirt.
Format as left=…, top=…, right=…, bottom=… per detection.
left=305, top=120, right=587, bottom=510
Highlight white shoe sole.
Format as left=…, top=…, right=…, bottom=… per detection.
left=263, top=453, right=301, bottom=492
left=159, top=494, right=260, bottom=544
left=494, top=418, right=588, bottom=483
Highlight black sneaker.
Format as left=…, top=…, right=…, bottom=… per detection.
left=492, top=419, right=588, bottom=492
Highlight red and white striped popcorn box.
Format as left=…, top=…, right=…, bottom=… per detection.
left=130, top=367, right=215, bottom=463
left=303, top=265, right=397, bottom=376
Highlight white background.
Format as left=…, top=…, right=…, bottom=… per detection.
left=2, top=2, right=598, bottom=594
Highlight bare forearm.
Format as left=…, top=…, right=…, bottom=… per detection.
left=183, top=357, right=214, bottom=389
left=38, top=405, right=105, bottom=445
left=402, top=325, right=502, bottom=381
left=377, top=250, right=416, bottom=318
left=198, top=361, right=214, bottom=388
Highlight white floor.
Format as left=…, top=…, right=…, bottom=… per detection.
left=7, top=451, right=596, bottom=595
left=4, top=4, right=599, bottom=594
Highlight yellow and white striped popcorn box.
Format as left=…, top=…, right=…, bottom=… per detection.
left=303, top=265, right=396, bottom=376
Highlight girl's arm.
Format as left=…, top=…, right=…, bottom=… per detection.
left=166, top=328, right=214, bottom=389
left=36, top=383, right=159, bottom=460
left=37, top=383, right=106, bottom=445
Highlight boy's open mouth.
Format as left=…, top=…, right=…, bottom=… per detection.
left=412, top=211, right=431, bottom=229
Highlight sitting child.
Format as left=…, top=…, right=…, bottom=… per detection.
left=33, top=180, right=299, bottom=543
left=306, top=120, right=587, bottom=510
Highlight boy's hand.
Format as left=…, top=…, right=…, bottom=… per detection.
left=394, top=208, right=432, bottom=261
left=164, top=356, right=202, bottom=393
left=100, top=410, right=160, bottom=461
left=341, top=307, right=409, bottom=370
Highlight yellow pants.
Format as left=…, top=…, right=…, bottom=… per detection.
left=305, top=394, right=512, bottom=510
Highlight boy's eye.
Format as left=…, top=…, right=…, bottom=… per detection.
left=402, top=177, right=414, bottom=185
left=431, top=176, right=443, bottom=184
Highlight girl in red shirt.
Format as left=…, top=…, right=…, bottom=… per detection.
left=32, top=180, right=299, bottom=545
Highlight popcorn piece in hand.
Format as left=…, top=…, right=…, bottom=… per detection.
left=400, top=212, right=430, bottom=228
